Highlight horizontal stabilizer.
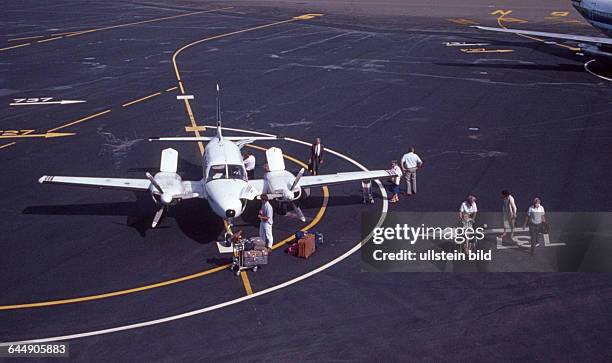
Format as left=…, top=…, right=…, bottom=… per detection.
left=149, top=136, right=279, bottom=142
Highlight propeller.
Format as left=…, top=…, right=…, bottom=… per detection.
left=146, top=172, right=169, bottom=228
left=152, top=207, right=166, bottom=228
left=146, top=172, right=164, bottom=194
left=290, top=201, right=306, bottom=222
left=290, top=167, right=305, bottom=191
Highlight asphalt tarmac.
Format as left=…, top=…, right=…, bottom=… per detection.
left=1, top=1, right=611, bottom=361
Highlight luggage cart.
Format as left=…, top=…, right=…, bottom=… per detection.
left=230, top=239, right=269, bottom=276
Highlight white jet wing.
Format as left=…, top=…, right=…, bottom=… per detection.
left=297, top=169, right=397, bottom=188
left=38, top=175, right=152, bottom=191
left=473, top=26, right=612, bottom=45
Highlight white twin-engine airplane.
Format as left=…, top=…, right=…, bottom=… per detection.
left=39, top=85, right=397, bottom=235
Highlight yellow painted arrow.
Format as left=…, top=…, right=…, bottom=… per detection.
left=0, top=132, right=75, bottom=139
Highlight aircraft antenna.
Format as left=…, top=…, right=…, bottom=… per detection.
left=216, top=83, right=222, bottom=140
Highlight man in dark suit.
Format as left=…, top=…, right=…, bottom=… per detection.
left=308, top=137, right=324, bottom=175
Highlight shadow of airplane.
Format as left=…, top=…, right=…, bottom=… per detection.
left=23, top=192, right=225, bottom=244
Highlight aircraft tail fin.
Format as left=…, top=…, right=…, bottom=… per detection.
left=216, top=83, right=222, bottom=141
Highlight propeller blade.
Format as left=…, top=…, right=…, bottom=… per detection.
left=290, top=167, right=305, bottom=191
left=290, top=202, right=306, bottom=222
left=260, top=193, right=284, bottom=199
left=146, top=172, right=164, bottom=194
left=152, top=207, right=165, bottom=228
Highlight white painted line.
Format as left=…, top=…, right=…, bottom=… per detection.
left=9, top=100, right=86, bottom=106
left=584, top=59, right=612, bottom=82
left=444, top=42, right=489, bottom=47
left=1, top=126, right=389, bottom=345
left=176, top=95, right=194, bottom=100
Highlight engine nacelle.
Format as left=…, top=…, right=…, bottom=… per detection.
left=149, top=172, right=185, bottom=205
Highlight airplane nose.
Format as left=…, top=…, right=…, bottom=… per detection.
left=226, top=209, right=236, bottom=218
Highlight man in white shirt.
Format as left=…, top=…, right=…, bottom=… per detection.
left=459, top=195, right=478, bottom=224
left=258, top=194, right=274, bottom=249
left=243, top=152, right=256, bottom=180
left=500, top=190, right=518, bottom=239
left=523, top=197, right=546, bottom=254
left=400, top=146, right=423, bottom=196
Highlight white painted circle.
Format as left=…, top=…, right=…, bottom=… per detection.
left=584, top=59, right=612, bottom=82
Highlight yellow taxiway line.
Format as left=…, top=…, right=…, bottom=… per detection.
left=1, top=7, right=233, bottom=53
left=240, top=272, right=254, bottom=295
left=0, top=142, right=16, bottom=149
left=122, top=92, right=162, bottom=107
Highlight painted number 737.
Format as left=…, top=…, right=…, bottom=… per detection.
left=12, top=98, right=53, bottom=103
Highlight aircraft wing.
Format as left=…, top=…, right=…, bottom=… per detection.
left=473, top=26, right=612, bottom=46
left=245, top=179, right=265, bottom=197
left=149, top=136, right=279, bottom=142
left=38, top=175, right=151, bottom=191
left=297, top=169, right=397, bottom=188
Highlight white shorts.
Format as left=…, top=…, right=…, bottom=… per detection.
left=259, top=222, right=273, bottom=248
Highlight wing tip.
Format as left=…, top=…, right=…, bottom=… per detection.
left=38, top=175, right=51, bottom=184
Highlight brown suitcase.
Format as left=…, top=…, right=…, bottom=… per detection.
left=298, top=234, right=316, bottom=259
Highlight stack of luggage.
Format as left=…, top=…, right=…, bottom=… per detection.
left=242, top=237, right=269, bottom=267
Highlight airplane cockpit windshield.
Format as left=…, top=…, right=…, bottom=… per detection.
left=207, top=164, right=246, bottom=182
